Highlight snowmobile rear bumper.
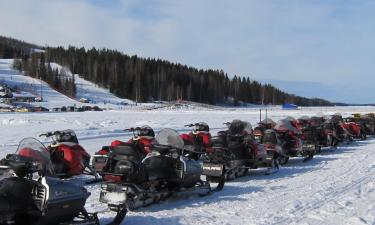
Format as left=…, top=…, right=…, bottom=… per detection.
left=202, top=163, right=224, bottom=177
left=91, top=154, right=109, bottom=173
left=99, top=183, right=129, bottom=206
left=0, top=166, right=11, bottom=180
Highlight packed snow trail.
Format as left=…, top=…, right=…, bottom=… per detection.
left=0, top=109, right=374, bottom=225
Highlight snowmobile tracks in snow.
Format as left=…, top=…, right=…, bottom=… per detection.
left=270, top=141, right=375, bottom=225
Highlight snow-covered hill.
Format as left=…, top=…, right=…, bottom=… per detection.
left=48, top=63, right=135, bottom=107
left=0, top=59, right=79, bottom=108
left=0, top=107, right=374, bottom=225
left=0, top=59, right=136, bottom=109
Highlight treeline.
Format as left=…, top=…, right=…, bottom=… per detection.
left=0, top=36, right=332, bottom=106
left=13, top=54, right=76, bottom=98
left=45, top=46, right=332, bottom=106
left=0, top=36, right=43, bottom=59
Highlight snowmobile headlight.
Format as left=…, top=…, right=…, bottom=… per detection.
left=101, top=183, right=108, bottom=190
left=115, top=164, right=132, bottom=174
left=121, top=186, right=128, bottom=191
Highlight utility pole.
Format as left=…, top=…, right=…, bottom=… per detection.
left=40, top=79, right=43, bottom=101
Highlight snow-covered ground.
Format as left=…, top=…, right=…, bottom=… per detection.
left=0, top=107, right=374, bottom=225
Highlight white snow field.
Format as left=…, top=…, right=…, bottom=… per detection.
left=0, top=107, right=375, bottom=225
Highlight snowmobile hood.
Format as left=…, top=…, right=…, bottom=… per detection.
left=228, top=120, right=253, bottom=135
left=298, top=116, right=310, bottom=121
left=259, top=118, right=276, bottom=126
left=275, top=119, right=299, bottom=133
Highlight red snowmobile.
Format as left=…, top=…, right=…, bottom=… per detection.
left=343, top=117, right=366, bottom=140
left=92, top=125, right=155, bottom=182
left=274, top=119, right=314, bottom=162
left=180, top=122, right=213, bottom=159
left=40, top=130, right=100, bottom=181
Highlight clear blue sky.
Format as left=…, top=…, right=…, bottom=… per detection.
left=1, top=0, right=374, bottom=103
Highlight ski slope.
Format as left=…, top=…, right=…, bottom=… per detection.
left=0, top=59, right=135, bottom=109
left=0, top=59, right=79, bottom=108
left=0, top=107, right=374, bottom=225
left=49, top=63, right=134, bottom=107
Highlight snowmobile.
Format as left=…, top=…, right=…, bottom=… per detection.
left=321, top=114, right=355, bottom=147
left=342, top=117, right=365, bottom=140
left=344, top=116, right=368, bottom=140
left=39, top=130, right=100, bottom=182
left=99, top=128, right=225, bottom=214
left=362, top=113, right=375, bottom=134
left=92, top=126, right=155, bottom=181
left=203, top=120, right=284, bottom=180
left=309, top=116, right=330, bottom=149
left=298, top=116, right=322, bottom=153
left=275, top=119, right=314, bottom=161
left=0, top=137, right=104, bottom=225
left=324, top=114, right=352, bottom=146
left=253, top=118, right=276, bottom=144
left=180, top=122, right=212, bottom=160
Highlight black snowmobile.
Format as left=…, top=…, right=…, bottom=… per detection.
left=99, top=128, right=225, bottom=215
left=323, top=115, right=348, bottom=147
left=203, top=120, right=283, bottom=180
left=298, top=116, right=322, bottom=154
left=0, top=137, right=104, bottom=225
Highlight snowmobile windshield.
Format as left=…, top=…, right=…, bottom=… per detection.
left=228, top=120, right=253, bottom=136
left=326, top=116, right=341, bottom=124
left=260, top=118, right=276, bottom=126
left=275, top=119, right=299, bottom=133
left=310, top=117, right=323, bottom=127
left=155, top=128, right=184, bottom=149
left=15, top=137, right=54, bottom=175
left=299, top=116, right=310, bottom=121
left=55, top=129, right=79, bottom=144
left=194, top=122, right=209, bottom=132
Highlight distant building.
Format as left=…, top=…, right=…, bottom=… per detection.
left=0, top=85, right=13, bottom=98
left=79, top=98, right=89, bottom=103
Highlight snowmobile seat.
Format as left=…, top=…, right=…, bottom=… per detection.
left=0, top=195, right=11, bottom=212
left=151, top=144, right=172, bottom=155
left=211, top=135, right=226, bottom=148
left=143, top=155, right=177, bottom=180
left=110, top=144, right=143, bottom=162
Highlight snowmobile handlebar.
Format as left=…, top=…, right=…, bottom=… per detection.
left=3, top=154, right=45, bottom=177
left=184, top=123, right=200, bottom=127
left=39, top=131, right=64, bottom=137
left=223, top=122, right=231, bottom=126
left=123, top=127, right=142, bottom=132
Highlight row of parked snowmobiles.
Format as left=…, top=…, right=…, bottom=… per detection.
left=0, top=112, right=374, bottom=224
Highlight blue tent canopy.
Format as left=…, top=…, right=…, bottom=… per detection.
left=282, top=103, right=299, bottom=110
